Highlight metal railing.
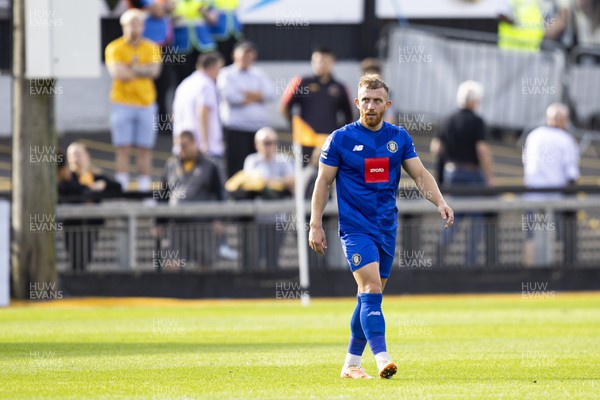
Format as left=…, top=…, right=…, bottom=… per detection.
left=55, top=195, right=600, bottom=272
left=383, top=25, right=600, bottom=135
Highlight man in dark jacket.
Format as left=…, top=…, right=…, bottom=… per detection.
left=156, top=130, right=236, bottom=269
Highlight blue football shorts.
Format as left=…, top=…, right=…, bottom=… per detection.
left=339, top=229, right=396, bottom=279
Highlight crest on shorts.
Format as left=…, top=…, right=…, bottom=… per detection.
left=351, top=253, right=362, bottom=266
left=387, top=141, right=398, bottom=153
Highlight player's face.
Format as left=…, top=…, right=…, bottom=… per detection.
left=355, top=87, right=391, bottom=128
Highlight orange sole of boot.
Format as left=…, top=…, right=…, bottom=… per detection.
left=379, top=362, right=397, bottom=379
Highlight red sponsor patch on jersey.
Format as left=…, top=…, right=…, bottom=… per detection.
left=364, top=157, right=390, bottom=183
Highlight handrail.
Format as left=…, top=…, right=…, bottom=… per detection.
left=55, top=195, right=600, bottom=220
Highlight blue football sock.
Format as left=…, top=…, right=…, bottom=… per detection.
left=360, top=293, right=387, bottom=355
left=347, top=294, right=367, bottom=356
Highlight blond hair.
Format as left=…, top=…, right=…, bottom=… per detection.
left=120, top=9, right=146, bottom=26
left=358, top=74, right=389, bottom=96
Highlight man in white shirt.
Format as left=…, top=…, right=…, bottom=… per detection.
left=218, top=41, right=275, bottom=178
left=523, top=103, right=580, bottom=196
left=172, top=51, right=225, bottom=163
left=522, top=102, right=580, bottom=266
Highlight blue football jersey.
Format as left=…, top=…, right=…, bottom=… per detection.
left=320, top=121, right=418, bottom=233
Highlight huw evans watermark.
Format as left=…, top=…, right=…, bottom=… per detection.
left=399, top=250, right=433, bottom=270
left=521, top=77, right=557, bottom=96
left=153, top=250, right=187, bottom=271
left=29, top=282, right=63, bottom=301
left=521, top=281, right=556, bottom=299
left=152, top=182, right=187, bottom=202
left=399, top=319, right=432, bottom=336
left=29, top=214, right=62, bottom=233
left=152, top=318, right=186, bottom=336
left=398, top=46, right=432, bottom=63
left=30, top=146, right=63, bottom=165
left=275, top=281, right=308, bottom=299
left=521, top=213, right=555, bottom=232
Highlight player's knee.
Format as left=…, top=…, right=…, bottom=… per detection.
left=361, top=282, right=382, bottom=294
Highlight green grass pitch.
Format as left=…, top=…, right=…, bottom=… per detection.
left=1, top=293, right=599, bottom=399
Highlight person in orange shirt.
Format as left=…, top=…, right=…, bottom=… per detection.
left=105, top=9, right=162, bottom=192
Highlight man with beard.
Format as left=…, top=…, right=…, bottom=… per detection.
left=308, top=74, right=454, bottom=380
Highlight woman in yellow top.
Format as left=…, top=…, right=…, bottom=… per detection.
left=105, top=9, right=162, bottom=193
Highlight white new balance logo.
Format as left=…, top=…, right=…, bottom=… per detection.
left=352, top=145, right=364, bottom=151
left=367, top=311, right=381, bottom=317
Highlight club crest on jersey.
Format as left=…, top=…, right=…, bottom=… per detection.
left=387, top=141, right=398, bottom=153
left=351, top=253, right=362, bottom=266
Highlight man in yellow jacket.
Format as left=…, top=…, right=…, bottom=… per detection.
left=497, top=0, right=545, bottom=52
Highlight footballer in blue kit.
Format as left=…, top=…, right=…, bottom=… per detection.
left=309, top=74, right=454, bottom=380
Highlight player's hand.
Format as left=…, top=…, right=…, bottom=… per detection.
left=308, top=226, right=327, bottom=255
left=438, top=202, right=454, bottom=229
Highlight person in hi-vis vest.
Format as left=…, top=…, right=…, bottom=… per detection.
left=172, top=0, right=217, bottom=82
left=497, top=0, right=545, bottom=52
left=210, top=0, right=243, bottom=65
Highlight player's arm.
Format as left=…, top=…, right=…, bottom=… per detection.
left=308, top=162, right=338, bottom=255
left=402, top=157, right=454, bottom=229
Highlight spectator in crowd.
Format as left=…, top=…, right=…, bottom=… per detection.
left=60, top=143, right=123, bottom=272
left=128, top=0, right=176, bottom=133
left=280, top=46, right=353, bottom=163
left=157, top=130, right=237, bottom=267
left=431, top=81, right=494, bottom=188
left=573, top=0, right=600, bottom=46
left=497, top=0, right=545, bottom=51
left=209, top=0, right=243, bottom=65
left=360, top=58, right=396, bottom=124
left=171, top=0, right=217, bottom=84
left=241, top=127, right=294, bottom=270
left=105, top=9, right=161, bottom=192
left=57, top=150, right=89, bottom=204
left=218, top=41, right=274, bottom=178
left=66, top=142, right=124, bottom=198
left=430, top=81, right=494, bottom=266
left=172, top=52, right=226, bottom=189
left=540, top=0, right=574, bottom=47
left=522, top=103, right=580, bottom=266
